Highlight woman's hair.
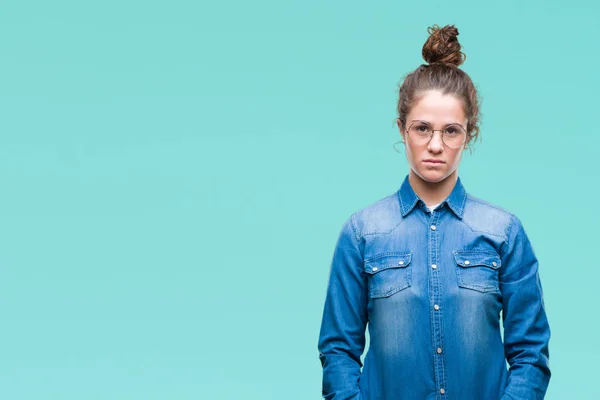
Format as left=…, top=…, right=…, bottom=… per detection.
left=397, top=24, right=482, bottom=152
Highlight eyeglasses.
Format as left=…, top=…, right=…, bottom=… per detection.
left=405, top=121, right=467, bottom=149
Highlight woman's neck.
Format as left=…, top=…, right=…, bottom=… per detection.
left=408, top=169, right=458, bottom=207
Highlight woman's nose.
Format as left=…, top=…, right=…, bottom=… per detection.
left=428, top=131, right=444, bottom=151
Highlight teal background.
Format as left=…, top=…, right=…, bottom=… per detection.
left=0, top=0, right=597, bottom=398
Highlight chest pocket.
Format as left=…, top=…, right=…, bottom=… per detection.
left=453, top=250, right=501, bottom=293
left=364, top=252, right=412, bottom=298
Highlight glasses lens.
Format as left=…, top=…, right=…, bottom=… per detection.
left=407, top=122, right=433, bottom=145
left=443, top=125, right=467, bottom=148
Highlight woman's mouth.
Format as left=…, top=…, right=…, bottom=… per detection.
left=423, top=159, right=444, bottom=165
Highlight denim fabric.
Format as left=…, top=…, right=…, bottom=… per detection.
left=317, top=174, right=551, bottom=400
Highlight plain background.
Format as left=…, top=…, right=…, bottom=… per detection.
left=0, top=0, right=598, bottom=398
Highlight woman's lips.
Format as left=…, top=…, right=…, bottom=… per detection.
left=423, top=159, right=444, bottom=165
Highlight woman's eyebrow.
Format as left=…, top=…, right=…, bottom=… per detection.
left=410, top=119, right=462, bottom=126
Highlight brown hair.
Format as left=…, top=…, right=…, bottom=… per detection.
left=397, top=24, right=482, bottom=153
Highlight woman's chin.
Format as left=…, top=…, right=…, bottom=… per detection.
left=413, top=168, right=449, bottom=183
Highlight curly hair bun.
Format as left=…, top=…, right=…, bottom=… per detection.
left=422, top=24, right=466, bottom=67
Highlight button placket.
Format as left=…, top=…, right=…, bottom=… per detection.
left=428, top=211, right=447, bottom=397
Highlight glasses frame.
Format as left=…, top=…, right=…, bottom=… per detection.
left=404, top=120, right=468, bottom=149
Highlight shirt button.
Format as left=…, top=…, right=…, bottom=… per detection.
left=434, top=304, right=440, bottom=310
left=464, top=260, right=470, bottom=265
left=372, top=267, right=378, bottom=272
left=430, top=225, right=436, bottom=230
left=440, top=388, right=445, bottom=394
left=431, top=264, right=437, bottom=269
left=436, top=347, right=442, bottom=354
left=492, top=261, right=497, bottom=267
left=398, top=261, right=404, bottom=265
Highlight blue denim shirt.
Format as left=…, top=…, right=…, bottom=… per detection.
left=317, top=174, right=551, bottom=400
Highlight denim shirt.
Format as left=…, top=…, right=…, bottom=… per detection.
left=317, top=174, right=551, bottom=400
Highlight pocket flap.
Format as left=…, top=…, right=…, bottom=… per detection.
left=453, top=251, right=501, bottom=269
left=364, top=252, right=412, bottom=274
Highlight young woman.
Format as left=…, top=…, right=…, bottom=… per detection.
left=317, top=24, right=551, bottom=400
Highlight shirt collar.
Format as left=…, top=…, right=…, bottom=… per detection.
left=397, top=174, right=467, bottom=219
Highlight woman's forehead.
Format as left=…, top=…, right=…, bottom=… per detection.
left=411, top=91, right=467, bottom=122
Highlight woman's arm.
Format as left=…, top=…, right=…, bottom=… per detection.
left=317, top=214, right=368, bottom=400
left=500, top=214, right=551, bottom=399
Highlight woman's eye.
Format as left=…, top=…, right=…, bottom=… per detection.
left=416, top=125, right=429, bottom=132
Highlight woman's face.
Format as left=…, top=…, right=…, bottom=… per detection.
left=397, top=90, right=468, bottom=183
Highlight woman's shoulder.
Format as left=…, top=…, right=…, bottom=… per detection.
left=465, top=193, right=514, bottom=215
left=344, top=191, right=404, bottom=238
left=463, top=193, right=522, bottom=240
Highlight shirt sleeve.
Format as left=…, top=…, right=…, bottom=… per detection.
left=317, top=214, right=368, bottom=400
left=499, top=214, right=551, bottom=400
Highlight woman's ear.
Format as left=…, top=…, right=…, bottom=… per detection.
left=396, top=119, right=405, bottom=143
